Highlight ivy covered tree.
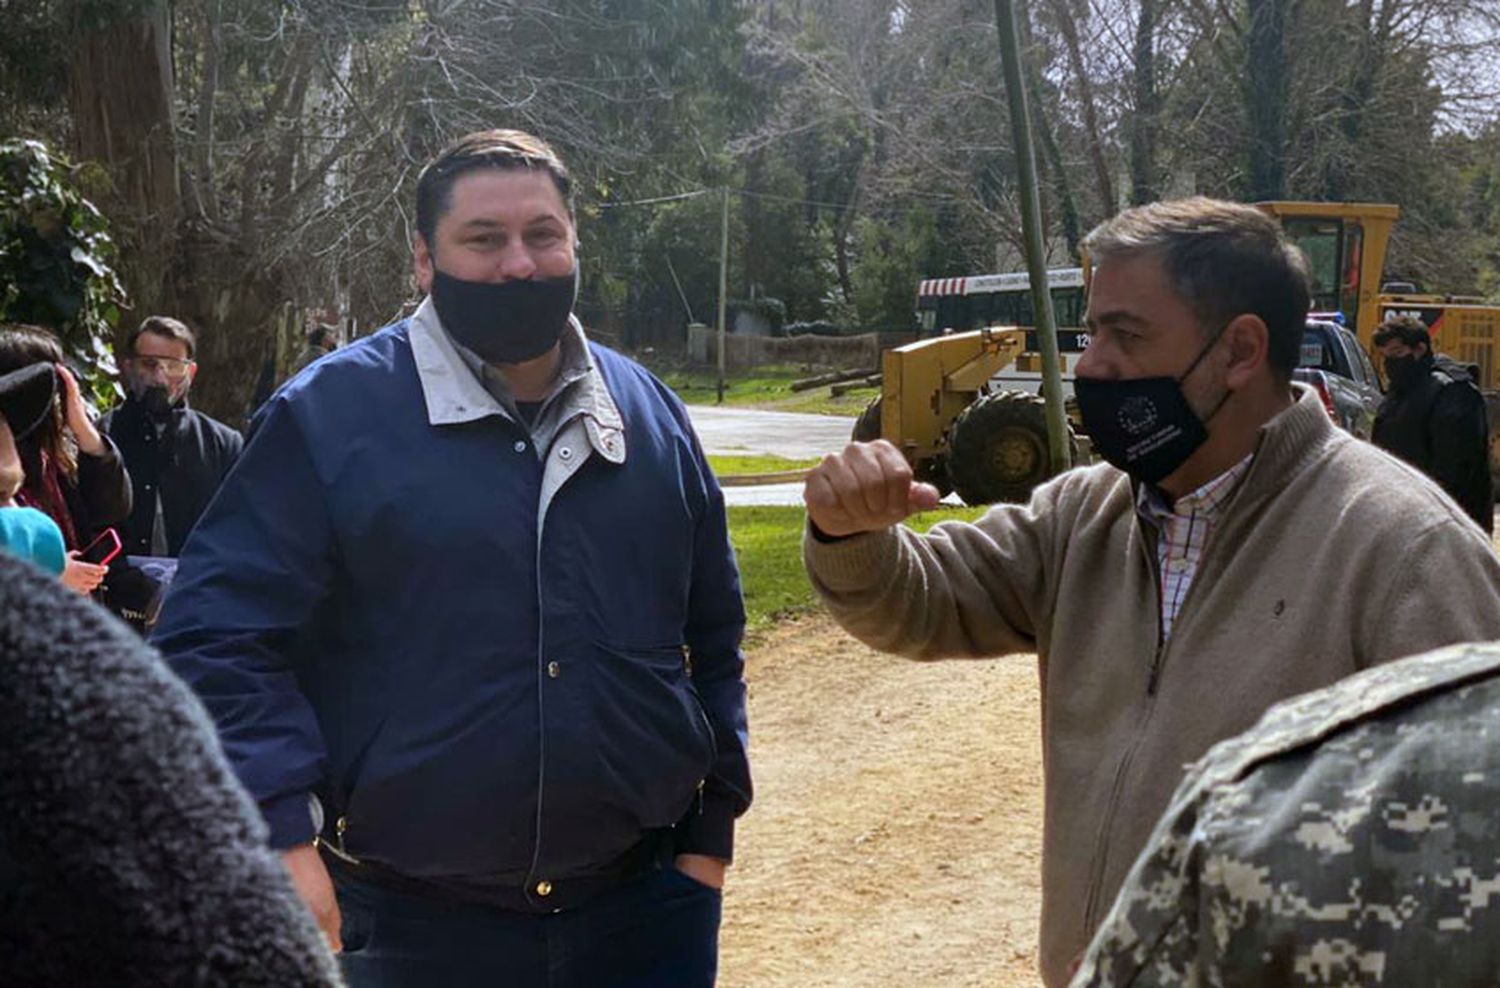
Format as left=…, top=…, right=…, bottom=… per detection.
left=0, top=138, right=127, bottom=378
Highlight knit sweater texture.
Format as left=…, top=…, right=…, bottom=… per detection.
left=0, top=551, right=342, bottom=986
left=804, top=387, right=1500, bottom=987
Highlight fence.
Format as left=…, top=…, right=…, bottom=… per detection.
left=686, top=324, right=911, bottom=371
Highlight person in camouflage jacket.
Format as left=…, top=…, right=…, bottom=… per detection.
left=1073, top=641, right=1500, bottom=987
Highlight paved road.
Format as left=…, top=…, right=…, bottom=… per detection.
left=686, top=406, right=855, bottom=506
left=687, top=406, right=856, bottom=459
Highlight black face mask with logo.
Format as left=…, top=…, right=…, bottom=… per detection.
left=1073, top=331, right=1231, bottom=485
left=430, top=267, right=579, bottom=365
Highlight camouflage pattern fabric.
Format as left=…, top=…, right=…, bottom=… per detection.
left=1072, top=642, right=1500, bottom=987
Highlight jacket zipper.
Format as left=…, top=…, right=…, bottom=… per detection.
left=1079, top=497, right=1239, bottom=933
left=524, top=417, right=597, bottom=891
left=525, top=429, right=552, bottom=892
left=1080, top=530, right=1167, bottom=935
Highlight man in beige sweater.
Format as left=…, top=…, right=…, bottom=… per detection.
left=802, top=197, right=1500, bottom=987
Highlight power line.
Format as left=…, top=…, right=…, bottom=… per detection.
left=595, top=185, right=854, bottom=211
left=595, top=189, right=714, bottom=208
left=593, top=184, right=966, bottom=213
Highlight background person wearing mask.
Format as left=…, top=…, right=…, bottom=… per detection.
left=1371, top=314, right=1493, bottom=533
left=801, top=197, right=1500, bottom=988
left=0, top=324, right=131, bottom=594
left=102, top=316, right=243, bottom=557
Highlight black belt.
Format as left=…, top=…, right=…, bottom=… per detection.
left=320, top=829, right=674, bottom=914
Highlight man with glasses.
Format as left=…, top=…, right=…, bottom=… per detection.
left=103, top=316, right=243, bottom=557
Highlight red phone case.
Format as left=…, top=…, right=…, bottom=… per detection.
left=80, top=528, right=122, bottom=567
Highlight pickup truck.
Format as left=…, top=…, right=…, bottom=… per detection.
left=1293, top=319, right=1383, bottom=439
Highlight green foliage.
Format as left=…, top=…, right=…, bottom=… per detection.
left=707, top=453, right=821, bottom=475
left=0, top=139, right=126, bottom=373
left=843, top=208, right=942, bottom=330
left=657, top=364, right=882, bottom=415
left=727, top=503, right=989, bottom=637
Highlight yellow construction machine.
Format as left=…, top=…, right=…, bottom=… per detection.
left=859, top=200, right=1500, bottom=507
left=1257, top=201, right=1500, bottom=386
left=850, top=326, right=1066, bottom=505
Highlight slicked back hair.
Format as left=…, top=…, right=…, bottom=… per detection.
left=415, top=129, right=573, bottom=248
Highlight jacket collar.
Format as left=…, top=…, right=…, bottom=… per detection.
left=407, top=296, right=626, bottom=462
left=1219, top=383, right=1339, bottom=518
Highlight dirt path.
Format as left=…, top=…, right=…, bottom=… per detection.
left=720, top=614, right=1044, bottom=987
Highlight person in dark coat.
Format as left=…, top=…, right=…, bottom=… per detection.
left=102, top=315, right=244, bottom=557
left=1372, top=315, right=1493, bottom=532
left=0, top=549, right=343, bottom=986
left=0, top=324, right=132, bottom=593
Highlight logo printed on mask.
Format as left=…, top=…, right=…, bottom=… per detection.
left=1117, top=395, right=1159, bottom=437
left=1074, top=326, right=1233, bottom=485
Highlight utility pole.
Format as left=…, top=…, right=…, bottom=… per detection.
left=716, top=187, right=730, bottom=405
left=992, top=0, right=1071, bottom=473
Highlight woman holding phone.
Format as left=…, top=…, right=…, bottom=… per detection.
left=0, top=325, right=132, bottom=594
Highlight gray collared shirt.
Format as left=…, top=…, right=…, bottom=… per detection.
left=407, top=296, right=627, bottom=518
left=448, top=312, right=594, bottom=461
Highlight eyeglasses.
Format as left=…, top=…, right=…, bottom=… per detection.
left=125, top=356, right=195, bottom=380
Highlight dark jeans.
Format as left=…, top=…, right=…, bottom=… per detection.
left=335, top=863, right=722, bottom=988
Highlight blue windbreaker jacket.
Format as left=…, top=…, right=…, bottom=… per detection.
left=153, top=319, right=750, bottom=893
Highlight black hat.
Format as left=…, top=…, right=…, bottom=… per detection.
left=0, top=364, right=57, bottom=439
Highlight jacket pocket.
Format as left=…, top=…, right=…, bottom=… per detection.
left=585, top=640, right=718, bottom=826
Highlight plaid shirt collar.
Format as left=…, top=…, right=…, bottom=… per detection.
left=1136, top=455, right=1254, bottom=530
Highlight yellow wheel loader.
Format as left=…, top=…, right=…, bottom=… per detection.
left=852, top=326, right=1079, bottom=506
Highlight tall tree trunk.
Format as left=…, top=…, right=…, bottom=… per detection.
left=1245, top=0, right=1290, bottom=200
left=1034, top=92, right=1082, bottom=258
left=834, top=178, right=862, bottom=305
left=191, top=0, right=224, bottom=223
left=1047, top=0, right=1117, bottom=216
left=1323, top=0, right=1393, bottom=200
left=1129, top=0, right=1160, bottom=204
left=1021, top=0, right=1081, bottom=255
left=68, top=0, right=180, bottom=323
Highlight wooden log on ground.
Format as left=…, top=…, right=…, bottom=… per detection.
left=830, top=374, right=883, bottom=397
left=791, top=366, right=879, bottom=392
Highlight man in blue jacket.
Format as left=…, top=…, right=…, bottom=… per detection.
left=153, top=129, right=752, bottom=988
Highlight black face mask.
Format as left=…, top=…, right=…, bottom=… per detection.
left=133, top=383, right=176, bottom=419
left=1383, top=354, right=1426, bottom=392
left=1074, top=332, right=1230, bottom=485
left=429, top=268, right=578, bottom=365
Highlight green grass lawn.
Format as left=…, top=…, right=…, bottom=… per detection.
left=659, top=364, right=880, bottom=416
left=707, top=452, right=821, bottom=476
left=727, top=503, right=990, bottom=640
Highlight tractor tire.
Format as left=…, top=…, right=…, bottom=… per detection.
left=946, top=390, right=1076, bottom=506
left=849, top=396, right=953, bottom=497
left=852, top=396, right=883, bottom=442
